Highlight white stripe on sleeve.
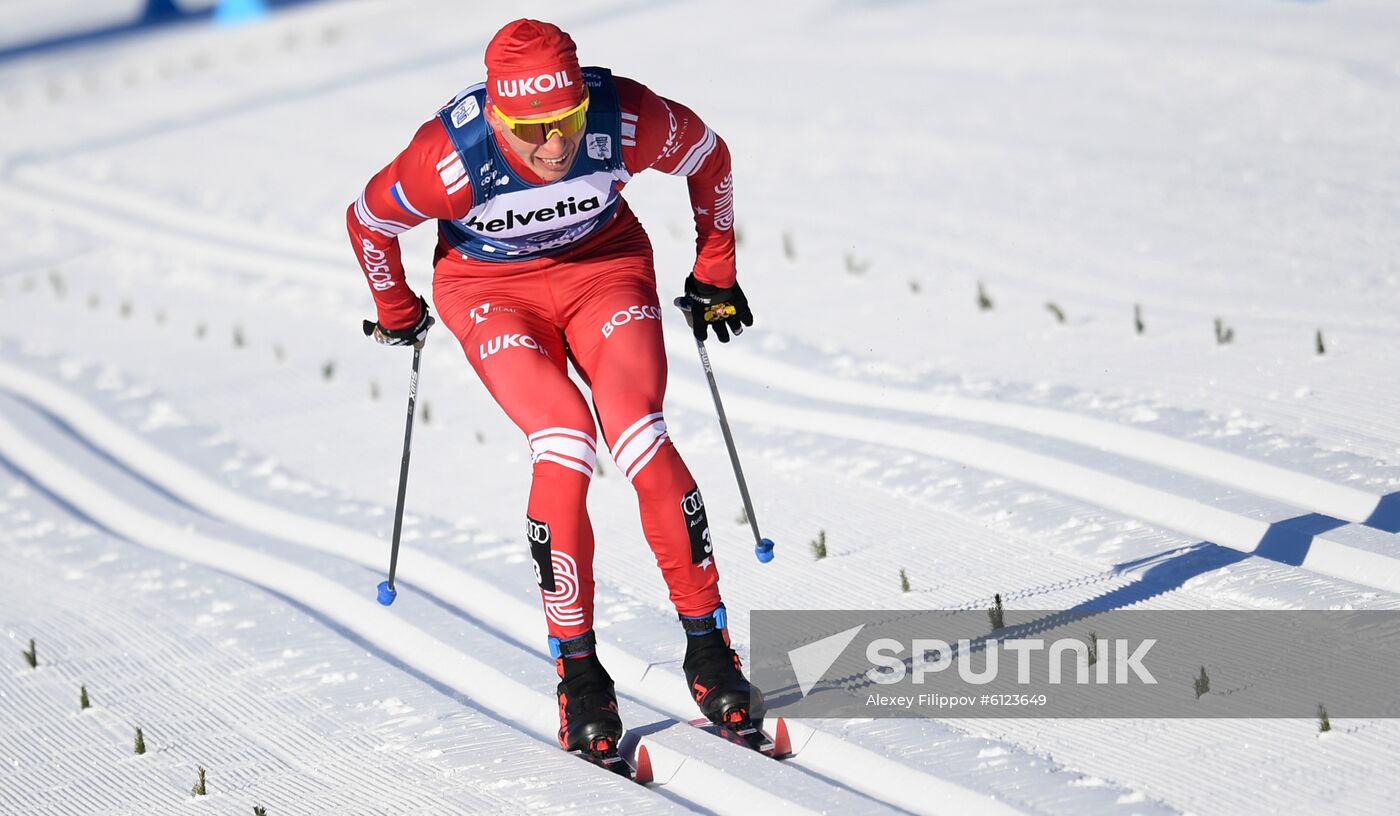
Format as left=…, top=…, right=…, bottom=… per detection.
left=669, top=127, right=716, bottom=177
left=355, top=194, right=411, bottom=237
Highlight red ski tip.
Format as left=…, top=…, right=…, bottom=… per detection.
left=634, top=743, right=654, bottom=785
left=772, top=717, right=792, bottom=758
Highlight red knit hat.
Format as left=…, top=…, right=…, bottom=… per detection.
left=485, top=19, right=585, bottom=117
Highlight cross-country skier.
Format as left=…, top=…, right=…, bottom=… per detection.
left=347, top=19, right=759, bottom=763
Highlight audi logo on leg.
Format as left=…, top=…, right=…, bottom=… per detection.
left=681, top=489, right=705, bottom=518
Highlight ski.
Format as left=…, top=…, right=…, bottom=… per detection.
left=688, top=715, right=792, bottom=759
left=571, top=739, right=653, bottom=784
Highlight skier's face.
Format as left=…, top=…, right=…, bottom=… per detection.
left=490, top=103, right=586, bottom=183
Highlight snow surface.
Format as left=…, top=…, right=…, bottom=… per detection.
left=3, top=0, right=1400, bottom=813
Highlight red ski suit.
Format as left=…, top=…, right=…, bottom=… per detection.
left=347, top=74, right=735, bottom=644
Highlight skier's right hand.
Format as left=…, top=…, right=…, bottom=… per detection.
left=363, top=295, right=434, bottom=347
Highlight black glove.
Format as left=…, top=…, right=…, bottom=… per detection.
left=683, top=274, right=753, bottom=343
left=363, top=295, right=435, bottom=347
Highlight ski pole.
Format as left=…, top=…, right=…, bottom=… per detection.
left=376, top=341, right=423, bottom=605
left=673, top=296, right=775, bottom=563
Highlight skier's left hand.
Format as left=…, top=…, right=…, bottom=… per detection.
left=684, top=274, right=753, bottom=343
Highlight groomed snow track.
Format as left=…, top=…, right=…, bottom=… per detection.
left=7, top=326, right=1399, bottom=812
left=0, top=360, right=1025, bottom=816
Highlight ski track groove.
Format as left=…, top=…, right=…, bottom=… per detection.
left=0, top=515, right=680, bottom=811
left=700, top=347, right=1392, bottom=525
left=0, top=566, right=533, bottom=815
left=1076, top=357, right=1400, bottom=467
left=0, top=176, right=350, bottom=290
left=658, top=376, right=1400, bottom=598
left=0, top=359, right=1023, bottom=816
left=0, top=404, right=919, bottom=816
left=1, top=480, right=668, bottom=812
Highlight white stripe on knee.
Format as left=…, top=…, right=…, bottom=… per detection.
left=528, top=427, right=597, bottom=479
left=611, top=412, right=669, bottom=482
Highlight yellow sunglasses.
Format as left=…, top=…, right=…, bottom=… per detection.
left=492, top=93, right=590, bottom=145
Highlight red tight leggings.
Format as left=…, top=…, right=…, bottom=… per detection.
left=432, top=218, right=722, bottom=643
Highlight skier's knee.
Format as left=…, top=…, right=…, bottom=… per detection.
left=611, top=412, right=671, bottom=482
left=529, top=426, right=598, bottom=479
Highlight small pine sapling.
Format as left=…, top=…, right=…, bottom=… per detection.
left=1086, top=632, right=1098, bottom=666
left=736, top=506, right=749, bottom=525
left=233, top=325, right=245, bottom=348
left=321, top=360, right=335, bottom=381
left=1194, top=666, right=1210, bottom=699
left=80, top=685, right=90, bottom=710
left=810, top=529, right=827, bottom=560
left=899, top=568, right=911, bottom=593
left=1318, top=703, right=1331, bottom=733
left=254, top=807, right=268, bottom=816
left=192, top=766, right=207, bottom=796
left=1134, top=304, right=1144, bottom=335
left=988, top=594, right=1005, bottom=631
left=1315, top=329, right=1326, bottom=355
left=844, top=252, right=870, bottom=275
left=421, top=401, right=432, bottom=425
left=134, top=727, right=146, bottom=755
left=1045, top=302, right=1066, bottom=323
left=23, top=638, right=36, bottom=668
left=369, top=380, right=379, bottom=400
left=1214, top=318, right=1234, bottom=345
left=977, top=281, right=994, bottom=311
left=782, top=231, right=795, bottom=261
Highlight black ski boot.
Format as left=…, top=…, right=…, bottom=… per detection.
left=552, top=633, right=624, bottom=765
left=681, top=606, right=765, bottom=728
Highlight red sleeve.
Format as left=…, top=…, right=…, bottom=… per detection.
left=616, top=77, right=737, bottom=289
left=346, top=117, right=474, bottom=329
